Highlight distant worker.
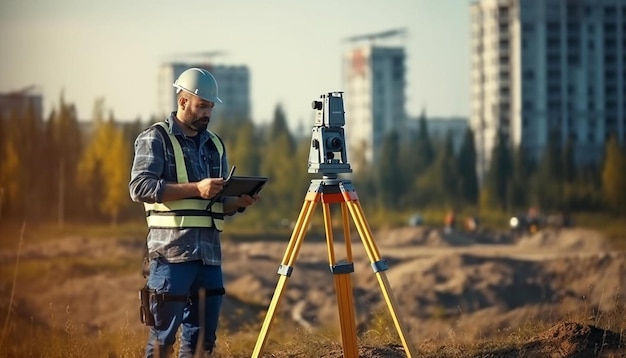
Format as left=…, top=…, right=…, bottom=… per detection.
left=527, top=206, right=540, bottom=234
left=464, top=215, right=479, bottom=232
left=444, top=210, right=456, bottom=234
left=129, top=68, right=259, bottom=357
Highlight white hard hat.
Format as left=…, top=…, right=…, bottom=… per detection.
left=173, top=68, right=222, bottom=103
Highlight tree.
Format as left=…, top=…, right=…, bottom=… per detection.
left=418, top=131, right=458, bottom=207
left=0, top=138, right=20, bottom=216
left=456, top=127, right=479, bottom=206
left=76, top=99, right=130, bottom=224
left=482, top=130, right=512, bottom=210
left=100, top=115, right=131, bottom=225
left=413, top=109, right=435, bottom=174
left=531, top=135, right=563, bottom=211
left=375, top=130, right=404, bottom=208
left=601, top=135, right=626, bottom=215
left=258, top=104, right=298, bottom=219
left=228, top=119, right=261, bottom=175
left=1, top=102, right=46, bottom=219
left=509, top=146, right=533, bottom=211
left=562, top=139, right=576, bottom=184
left=45, top=94, right=83, bottom=224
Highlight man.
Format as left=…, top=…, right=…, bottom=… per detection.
left=129, top=68, right=258, bottom=357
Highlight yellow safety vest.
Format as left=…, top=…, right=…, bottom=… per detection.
left=144, top=122, right=226, bottom=231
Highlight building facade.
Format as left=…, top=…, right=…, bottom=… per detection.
left=157, top=63, right=251, bottom=121
left=471, top=0, right=625, bottom=178
left=0, top=86, right=43, bottom=121
left=342, top=45, right=407, bottom=169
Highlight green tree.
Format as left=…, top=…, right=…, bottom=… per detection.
left=258, top=105, right=298, bottom=220
left=482, top=130, right=512, bottom=210
left=531, top=135, right=563, bottom=210
left=509, top=146, right=533, bottom=211
left=413, top=109, right=435, bottom=174
left=562, top=139, right=576, bottom=183
left=418, top=131, right=458, bottom=207
left=375, top=130, right=404, bottom=209
left=228, top=119, right=261, bottom=175
left=44, top=94, right=83, bottom=224
left=457, top=127, right=479, bottom=206
left=601, top=135, right=626, bottom=215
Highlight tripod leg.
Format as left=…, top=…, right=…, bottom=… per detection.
left=345, top=199, right=417, bottom=358
left=322, top=202, right=358, bottom=357
left=252, top=199, right=318, bottom=358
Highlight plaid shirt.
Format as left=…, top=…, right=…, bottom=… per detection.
left=129, top=113, right=228, bottom=265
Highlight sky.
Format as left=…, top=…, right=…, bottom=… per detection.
left=0, top=0, right=471, bottom=130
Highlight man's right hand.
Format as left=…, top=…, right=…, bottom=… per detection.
left=196, top=178, right=224, bottom=199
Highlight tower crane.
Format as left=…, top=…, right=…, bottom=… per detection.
left=343, top=28, right=407, bottom=45
left=165, top=51, right=227, bottom=64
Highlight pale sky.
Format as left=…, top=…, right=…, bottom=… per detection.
left=0, top=0, right=471, bottom=130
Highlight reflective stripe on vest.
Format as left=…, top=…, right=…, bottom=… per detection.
left=144, top=122, right=225, bottom=231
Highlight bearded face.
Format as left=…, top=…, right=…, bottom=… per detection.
left=181, top=95, right=214, bottom=132
left=188, top=115, right=210, bottom=132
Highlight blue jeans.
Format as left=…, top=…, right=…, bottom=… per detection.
left=145, top=259, right=223, bottom=358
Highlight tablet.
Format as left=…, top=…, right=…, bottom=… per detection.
left=221, top=175, right=268, bottom=197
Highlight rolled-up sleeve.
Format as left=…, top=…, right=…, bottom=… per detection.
left=129, top=128, right=166, bottom=204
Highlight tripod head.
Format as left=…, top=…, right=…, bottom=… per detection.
left=308, top=92, right=352, bottom=176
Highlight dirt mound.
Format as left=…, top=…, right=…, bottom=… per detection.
left=522, top=322, right=623, bottom=357
left=516, top=228, right=609, bottom=252
left=376, top=227, right=474, bottom=247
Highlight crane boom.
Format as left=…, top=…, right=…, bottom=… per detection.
left=344, top=28, right=407, bottom=44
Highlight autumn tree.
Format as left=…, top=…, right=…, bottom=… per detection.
left=0, top=103, right=46, bottom=219
left=0, top=113, right=20, bottom=217
left=76, top=99, right=130, bottom=224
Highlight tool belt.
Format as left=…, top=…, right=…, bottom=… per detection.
left=139, top=285, right=226, bottom=326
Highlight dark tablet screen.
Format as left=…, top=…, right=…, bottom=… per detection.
left=221, top=176, right=268, bottom=197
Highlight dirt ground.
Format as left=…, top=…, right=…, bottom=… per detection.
left=0, top=225, right=625, bottom=357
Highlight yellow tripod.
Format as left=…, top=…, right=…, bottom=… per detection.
left=252, top=176, right=416, bottom=358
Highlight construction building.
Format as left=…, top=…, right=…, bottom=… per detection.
left=0, top=86, right=43, bottom=121
left=157, top=53, right=251, bottom=121
left=470, top=0, right=626, bottom=179
left=342, top=29, right=408, bottom=169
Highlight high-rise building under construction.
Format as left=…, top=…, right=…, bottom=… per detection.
left=342, top=29, right=407, bottom=169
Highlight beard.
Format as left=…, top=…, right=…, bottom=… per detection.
left=188, top=116, right=210, bottom=132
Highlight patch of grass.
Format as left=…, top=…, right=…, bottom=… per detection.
left=0, top=221, right=147, bottom=250
left=0, top=300, right=145, bottom=358
left=573, top=212, right=626, bottom=251
left=0, top=255, right=139, bottom=283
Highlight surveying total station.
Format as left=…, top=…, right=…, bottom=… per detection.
left=252, top=92, right=416, bottom=358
